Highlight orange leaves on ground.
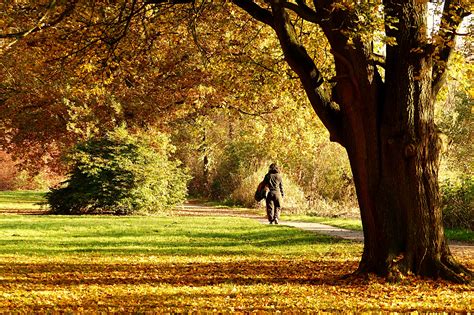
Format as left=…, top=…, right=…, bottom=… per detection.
left=0, top=256, right=472, bottom=312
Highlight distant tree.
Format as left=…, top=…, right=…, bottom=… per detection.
left=436, top=50, right=473, bottom=231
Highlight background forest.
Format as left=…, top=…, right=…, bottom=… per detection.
left=0, top=2, right=472, bottom=227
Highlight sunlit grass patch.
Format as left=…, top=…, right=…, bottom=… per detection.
left=0, top=191, right=46, bottom=210
left=445, top=228, right=474, bottom=243
left=0, top=215, right=472, bottom=312
left=0, top=215, right=356, bottom=257
left=282, top=214, right=363, bottom=230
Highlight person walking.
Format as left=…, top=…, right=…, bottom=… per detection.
left=263, top=163, right=284, bottom=224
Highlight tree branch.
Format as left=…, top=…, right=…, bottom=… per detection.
left=269, top=1, right=343, bottom=144
left=331, top=49, right=360, bottom=101
left=231, top=0, right=275, bottom=28
left=432, top=0, right=469, bottom=97
left=280, top=1, right=320, bottom=23
left=370, top=52, right=386, bottom=68
left=0, top=1, right=76, bottom=47
left=217, top=104, right=280, bottom=116
left=112, top=0, right=140, bottom=47
left=145, top=0, right=195, bottom=4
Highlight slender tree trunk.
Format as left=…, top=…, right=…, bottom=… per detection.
left=201, top=128, right=210, bottom=196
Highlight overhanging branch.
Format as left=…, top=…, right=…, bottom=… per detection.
left=0, top=0, right=76, bottom=46
left=231, top=0, right=275, bottom=28
left=269, top=1, right=343, bottom=144
left=370, top=53, right=386, bottom=68
left=432, top=0, right=470, bottom=97
left=281, top=0, right=320, bottom=23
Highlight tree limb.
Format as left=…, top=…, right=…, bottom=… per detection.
left=0, top=0, right=76, bottom=46
left=331, top=49, right=360, bottom=101
left=432, top=0, right=469, bottom=97
left=280, top=1, right=320, bottom=23
left=269, top=1, right=343, bottom=144
left=370, top=52, right=386, bottom=68
left=231, top=0, right=275, bottom=29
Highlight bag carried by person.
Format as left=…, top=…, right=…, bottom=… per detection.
left=254, top=180, right=268, bottom=202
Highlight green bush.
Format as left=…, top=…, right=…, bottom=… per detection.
left=47, top=128, right=191, bottom=215
left=441, top=175, right=474, bottom=230
left=209, top=141, right=265, bottom=200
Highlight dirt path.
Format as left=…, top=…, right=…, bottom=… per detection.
left=175, top=202, right=364, bottom=240
left=175, top=201, right=473, bottom=257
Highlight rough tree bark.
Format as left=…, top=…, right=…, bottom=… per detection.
left=233, top=0, right=472, bottom=282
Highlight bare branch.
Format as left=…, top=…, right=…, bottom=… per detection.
left=454, top=32, right=470, bottom=36
left=0, top=0, right=76, bottom=48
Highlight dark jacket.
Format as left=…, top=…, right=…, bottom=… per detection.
left=264, top=170, right=284, bottom=197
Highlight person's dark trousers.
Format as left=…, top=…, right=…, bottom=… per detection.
left=266, top=190, right=282, bottom=223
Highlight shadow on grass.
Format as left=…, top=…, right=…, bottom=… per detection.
left=0, top=259, right=359, bottom=287
left=0, top=231, right=352, bottom=256
left=0, top=216, right=355, bottom=257
left=0, top=191, right=45, bottom=201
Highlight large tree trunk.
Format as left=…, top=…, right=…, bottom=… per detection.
left=235, top=0, right=472, bottom=282
left=347, top=80, right=471, bottom=282
left=339, top=1, right=471, bottom=282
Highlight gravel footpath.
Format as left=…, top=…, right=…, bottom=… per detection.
left=176, top=201, right=473, bottom=257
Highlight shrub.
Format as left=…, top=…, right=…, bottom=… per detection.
left=440, top=175, right=474, bottom=230
left=47, top=128, right=190, bottom=215
left=304, top=195, right=360, bottom=218
left=209, top=141, right=265, bottom=200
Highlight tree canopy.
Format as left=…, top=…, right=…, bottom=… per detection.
left=1, top=0, right=472, bottom=282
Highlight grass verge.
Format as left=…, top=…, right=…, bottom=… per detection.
left=282, top=214, right=474, bottom=243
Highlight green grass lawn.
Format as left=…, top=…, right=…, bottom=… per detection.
left=0, top=215, right=348, bottom=257
left=0, top=191, right=472, bottom=312
left=1, top=191, right=472, bottom=242
left=0, top=215, right=361, bottom=312
left=0, top=214, right=472, bottom=312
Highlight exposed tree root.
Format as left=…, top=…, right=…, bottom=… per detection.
left=356, top=254, right=472, bottom=284
left=341, top=269, right=370, bottom=281
left=442, top=254, right=473, bottom=277
left=438, top=255, right=473, bottom=284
